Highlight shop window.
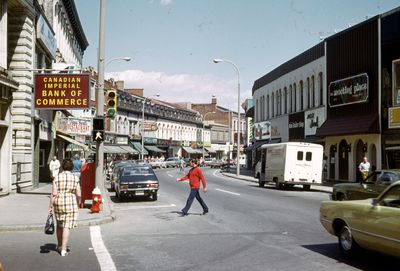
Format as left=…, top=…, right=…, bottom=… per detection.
left=393, top=60, right=400, bottom=106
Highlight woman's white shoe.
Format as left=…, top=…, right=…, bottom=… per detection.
left=61, top=250, right=68, bottom=256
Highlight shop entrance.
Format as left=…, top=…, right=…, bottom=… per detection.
left=339, top=140, right=349, bottom=180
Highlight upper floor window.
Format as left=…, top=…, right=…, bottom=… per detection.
left=284, top=87, right=288, bottom=114
left=271, top=93, right=275, bottom=118
left=289, top=85, right=293, bottom=113
left=266, top=95, right=270, bottom=119
left=319, top=72, right=323, bottom=106
left=311, top=75, right=315, bottom=108
left=299, top=80, right=304, bottom=111
left=307, top=77, right=310, bottom=109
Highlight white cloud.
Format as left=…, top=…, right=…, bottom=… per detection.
left=160, top=0, right=172, bottom=6
left=106, top=69, right=249, bottom=111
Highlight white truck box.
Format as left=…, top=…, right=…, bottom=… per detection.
left=255, top=142, right=323, bottom=190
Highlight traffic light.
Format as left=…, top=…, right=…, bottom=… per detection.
left=106, top=89, right=117, bottom=117
left=92, top=117, right=104, bottom=142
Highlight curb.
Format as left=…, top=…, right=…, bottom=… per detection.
left=0, top=188, right=116, bottom=233
left=220, top=172, right=332, bottom=194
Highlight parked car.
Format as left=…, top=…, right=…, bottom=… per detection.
left=109, top=160, right=135, bottom=191
left=203, top=158, right=214, bottom=166
left=320, top=181, right=400, bottom=258
left=209, top=159, right=226, bottom=168
left=332, top=169, right=400, bottom=201
left=148, top=158, right=165, bottom=169
left=115, top=165, right=159, bottom=201
left=165, top=157, right=182, bottom=168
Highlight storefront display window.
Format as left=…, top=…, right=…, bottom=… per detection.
left=394, top=60, right=400, bottom=107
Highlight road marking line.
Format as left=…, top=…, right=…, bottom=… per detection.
left=215, top=188, right=240, bottom=196
left=90, top=225, right=117, bottom=271
left=168, top=174, right=173, bottom=177
left=113, top=203, right=176, bottom=210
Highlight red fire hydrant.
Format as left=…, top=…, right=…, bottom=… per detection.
left=90, top=187, right=102, bottom=213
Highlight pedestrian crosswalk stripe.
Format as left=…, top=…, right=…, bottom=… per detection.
left=90, top=225, right=117, bottom=271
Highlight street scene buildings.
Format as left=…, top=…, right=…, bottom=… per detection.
left=249, top=7, right=400, bottom=183
left=1, top=1, right=400, bottom=270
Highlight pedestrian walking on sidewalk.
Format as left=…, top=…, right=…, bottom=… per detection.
left=359, top=157, right=371, bottom=180
left=72, top=154, right=82, bottom=180
left=49, top=158, right=81, bottom=256
left=177, top=159, right=208, bottom=216
left=49, top=156, right=60, bottom=180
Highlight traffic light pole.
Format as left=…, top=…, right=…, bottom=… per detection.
left=96, top=0, right=106, bottom=191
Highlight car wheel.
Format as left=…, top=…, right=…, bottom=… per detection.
left=303, top=185, right=311, bottom=191
left=338, top=223, right=359, bottom=255
left=337, top=193, right=347, bottom=201
left=152, top=193, right=158, bottom=201
left=258, top=180, right=265, bottom=187
left=275, top=181, right=283, bottom=190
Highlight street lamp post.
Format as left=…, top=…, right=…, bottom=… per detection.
left=95, top=0, right=106, bottom=191
left=213, top=58, right=241, bottom=176
left=105, top=57, right=131, bottom=68
left=141, top=100, right=145, bottom=160
left=96, top=0, right=132, bottom=193
left=202, top=112, right=215, bottom=161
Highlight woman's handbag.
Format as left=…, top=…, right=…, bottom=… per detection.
left=44, top=213, right=55, bottom=235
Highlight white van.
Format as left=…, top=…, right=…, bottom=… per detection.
left=255, top=142, right=323, bottom=190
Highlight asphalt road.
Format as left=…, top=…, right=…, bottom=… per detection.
left=0, top=167, right=399, bottom=271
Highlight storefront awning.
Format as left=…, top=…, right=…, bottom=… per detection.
left=316, top=114, right=379, bottom=137
left=103, top=145, right=139, bottom=154
left=145, top=145, right=166, bottom=153
left=57, top=133, right=89, bottom=151
left=246, top=139, right=270, bottom=151
left=204, top=147, right=216, bottom=154
left=120, top=145, right=139, bottom=154
left=132, top=142, right=149, bottom=155
left=183, top=146, right=198, bottom=154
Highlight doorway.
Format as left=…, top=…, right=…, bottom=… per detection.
left=338, top=140, right=349, bottom=180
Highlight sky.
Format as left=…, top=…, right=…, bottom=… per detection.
left=75, top=0, right=400, bottom=111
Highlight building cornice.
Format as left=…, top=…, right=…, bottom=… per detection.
left=61, top=0, right=89, bottom=50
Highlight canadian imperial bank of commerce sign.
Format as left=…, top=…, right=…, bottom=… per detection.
left=328, top=73, right=368, bottom=107
left=35, top=74, right=90, bottom=109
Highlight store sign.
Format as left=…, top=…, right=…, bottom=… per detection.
left=37, top=15, right=56, bottom=58
left=389, top=107, right=400, bottom=129
left=35, top=74, right=90, bottom=109
left=253, top=121, right=271, bottom=140
left=143, top=121, right=158, bottom=131
left=116, top=136, right=128, bottom=145
left=329, top=73, right=368, bottom=107
left=58, top=117, right=91, bottom=136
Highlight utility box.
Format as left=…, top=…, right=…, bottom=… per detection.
left=80, top=162, right=95, bottom=208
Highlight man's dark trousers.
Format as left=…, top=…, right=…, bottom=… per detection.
left=182, top=189, right=208, bottom=215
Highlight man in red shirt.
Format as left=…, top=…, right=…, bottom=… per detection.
left=177, top=159, right=209, bottom=216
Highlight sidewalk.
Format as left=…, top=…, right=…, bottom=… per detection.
left=220, top=166, right=334, bottom=193
left=0, top=183, right=115, bottom=232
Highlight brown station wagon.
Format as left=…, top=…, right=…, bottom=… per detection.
left=331, top=169, right=400, bottom=201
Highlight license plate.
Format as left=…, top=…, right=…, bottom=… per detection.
left=135, top=190, right=144, bottom=196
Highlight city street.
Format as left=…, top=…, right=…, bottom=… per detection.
left=0, top=167, right=399, bottom=271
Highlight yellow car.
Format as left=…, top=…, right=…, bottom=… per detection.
left=320, top=181, right=400, bottom=258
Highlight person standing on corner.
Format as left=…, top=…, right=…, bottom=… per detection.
left=49, top=156, right=61, bottom=181
left=72, top=154, right=82, bottom=180
left=359, top=156, right=371, bottom=180
left=49, top=158, right=81, bottom=256
left=177, top=159, right=208, bottom=216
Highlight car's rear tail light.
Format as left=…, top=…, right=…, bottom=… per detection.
left=147, top=183, right=159, bottom=188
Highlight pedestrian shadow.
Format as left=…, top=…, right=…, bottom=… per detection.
left=302, top=243, right=400, bottom=270
left=170, top=211, right=203, bottom=216
left=40, top=243, right=58, bottom=254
